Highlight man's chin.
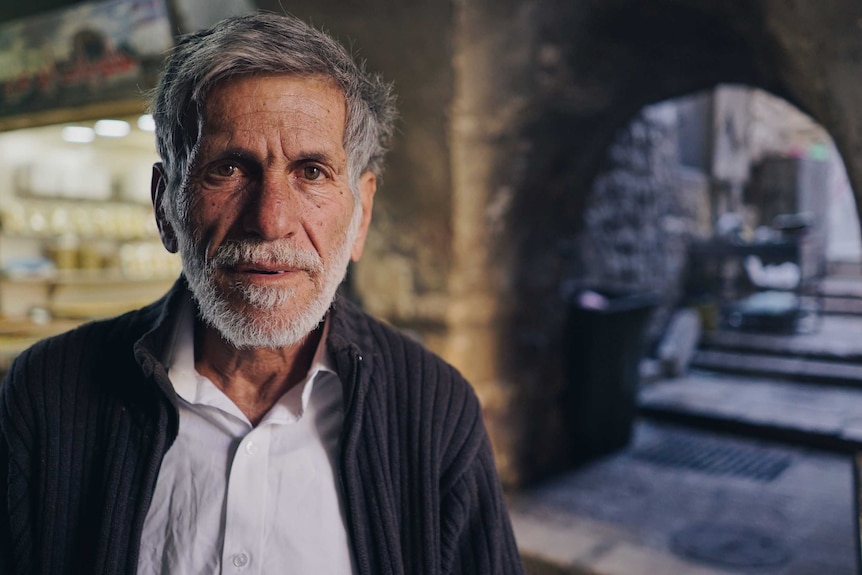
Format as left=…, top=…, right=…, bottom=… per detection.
left=206, top=311, right=320, bottom=350
left=196, top=291, right=330, bottom=350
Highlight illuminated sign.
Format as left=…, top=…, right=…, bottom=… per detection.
left=0, top=0, right=174, bottom=118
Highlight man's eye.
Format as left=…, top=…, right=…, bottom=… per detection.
left=303, top=166, right=322, bottom=180
left=214, top=163, right=240, bottom=177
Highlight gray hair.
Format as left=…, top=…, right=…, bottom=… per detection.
left=150, top=11, right=397, bottom=216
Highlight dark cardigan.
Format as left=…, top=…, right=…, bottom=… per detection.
left=0, top=278, right=524, bottom=575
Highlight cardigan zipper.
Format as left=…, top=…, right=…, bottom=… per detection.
left=339, top=348, right=368, bottom=574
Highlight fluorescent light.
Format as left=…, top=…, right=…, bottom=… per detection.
left=62, top=126, right=95, bottom=143
left=137, top=114, right=156, bottom=132
left=94, top=119, right=131, bottom=138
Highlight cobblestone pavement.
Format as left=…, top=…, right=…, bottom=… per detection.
left=511, top=420, right=856, bottom=575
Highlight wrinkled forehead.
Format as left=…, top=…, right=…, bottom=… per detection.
left=199, top=73, right=348, bottom=134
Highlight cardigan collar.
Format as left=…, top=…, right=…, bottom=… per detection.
left=131, top=275, right=374, bottom=431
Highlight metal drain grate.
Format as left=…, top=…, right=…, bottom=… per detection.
left=631, top=435, right=792, bottom=482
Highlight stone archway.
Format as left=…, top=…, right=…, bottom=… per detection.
left=444, top=0, right=862, bottom=487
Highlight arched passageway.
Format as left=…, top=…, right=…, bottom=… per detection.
left=443, top=0, right=862, bottom=486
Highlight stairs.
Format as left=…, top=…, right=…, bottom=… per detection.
left=820, top=275, right=862, bottom=315
left=639, top=272, right=862, bottom=454
left=690, top=347, right=862, bottom=389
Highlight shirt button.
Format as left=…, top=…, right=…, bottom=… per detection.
left=245, top=441, right=258, bottom=455
left=233, top=552, right=249, bottom=568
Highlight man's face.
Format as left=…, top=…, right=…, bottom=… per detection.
left=154, top=74, right=375, bottom=349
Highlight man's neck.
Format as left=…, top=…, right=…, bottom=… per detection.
left=193, top=321, right=323, bottom=426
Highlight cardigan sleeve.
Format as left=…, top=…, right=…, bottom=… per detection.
left=439, top=431, right=525, bottom=575
left=0, top=429, right=15, bottom=574
left=0, top=353, right=36, bottom=575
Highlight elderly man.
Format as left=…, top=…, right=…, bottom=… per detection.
left=0, top=11, right=523, bottom=575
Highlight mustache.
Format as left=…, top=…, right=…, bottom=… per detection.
left=210, top=240, right=324, bottom=273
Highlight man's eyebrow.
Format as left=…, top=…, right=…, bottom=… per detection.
left=216, top=148, right=257, bottom=162
left=294, top=152, right=333, bottom=164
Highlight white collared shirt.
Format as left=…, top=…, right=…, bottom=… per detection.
left=137, top=301, right=355, bottom=575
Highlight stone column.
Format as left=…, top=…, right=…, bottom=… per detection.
left=445, top=0, right=537, bottom=486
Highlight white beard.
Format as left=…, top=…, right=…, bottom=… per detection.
left=176, top=204, right=361, bottom=350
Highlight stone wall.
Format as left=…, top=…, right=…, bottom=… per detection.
left=578, top=103, right=708, bottom=343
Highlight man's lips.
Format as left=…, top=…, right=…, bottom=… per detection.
left=231, top=263, right=300, bottom=275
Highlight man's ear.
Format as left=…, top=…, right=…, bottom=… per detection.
left=151, top=162, right=179, bottom=253
left=350, top=171, right=376, bottom=262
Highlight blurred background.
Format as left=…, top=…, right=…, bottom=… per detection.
left=2, top=1, right=862, bottom=573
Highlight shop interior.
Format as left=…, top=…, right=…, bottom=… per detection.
left=0, top=113, right=180, bottom=367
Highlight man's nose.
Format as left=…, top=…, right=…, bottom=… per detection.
left=242, top=171, right=299, bottom=240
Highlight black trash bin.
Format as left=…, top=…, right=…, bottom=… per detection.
left=562, top=290, right=657, bottom=464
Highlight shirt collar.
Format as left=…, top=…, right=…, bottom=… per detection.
left=164, top=299, right=336, bottom=424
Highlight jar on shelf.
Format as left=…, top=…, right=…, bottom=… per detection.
left=47, top=234, right=80, bottom=270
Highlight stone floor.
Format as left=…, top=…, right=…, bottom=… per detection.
left=511, top=421, right=856, bottom=575
left=512, top=301, right=862, bottom=574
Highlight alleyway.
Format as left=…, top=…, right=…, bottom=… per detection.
left=512, top=269, right=862, bottom=574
